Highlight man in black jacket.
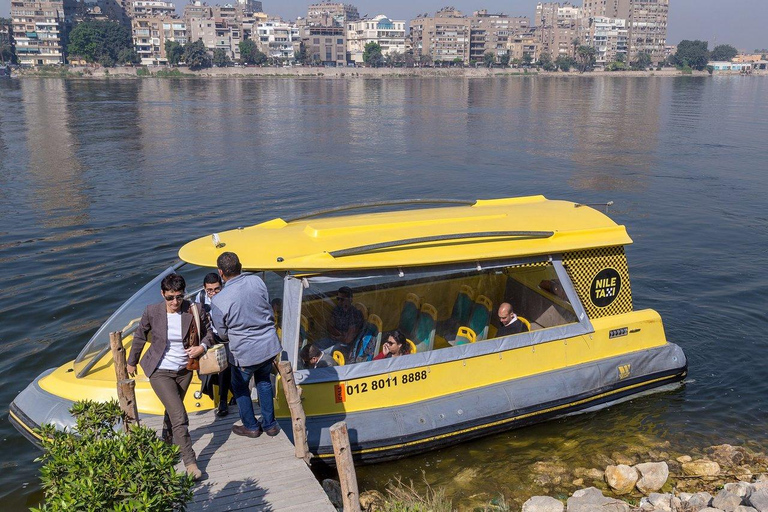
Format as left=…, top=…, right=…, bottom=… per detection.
left=496, top=302, right=529, bottom=337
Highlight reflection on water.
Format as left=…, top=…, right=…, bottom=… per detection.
left=1, top=76, right=767, bottom=510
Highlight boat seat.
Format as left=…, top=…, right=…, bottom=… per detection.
left=413, top=303, right=437, bottom=353
left=332, top=350, right=345, bottom=366
left=351, top=321, right=380, bottom=363
left=368, top=314, right=383, bottom=356
left=405, top=339, right=418, bottom=355
left=454, top=326, right=477, bottom=346
left=353, top=302, right=368, bottom=322
left=438, top=285, right=475, bottom=337
left=300, top=314, right=309, bottom=349
left=398, top=293, right=421, bottom=336
left=466, top=294, right=492, bottom=341
left=517, top=316, right=531, bottom=331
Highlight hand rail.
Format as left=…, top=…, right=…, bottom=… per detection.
left=329, top=231, right=555, bottom=258
left=75, top=318, right=142, bottom=378
left=283, top=199, right=476, bottom=224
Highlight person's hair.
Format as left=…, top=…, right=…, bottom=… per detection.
left=338, top=286, right=353, bottom=299
left=270, top=298, right=283, bottom=309
left=161, top=273, right=186, bottom=293
left=217, top=252, right=242, bottom=277
left=203, top=272, right=222, bottom=286
left=300, top=344, right=322, bottom=364
left=384, top=329, right=410, bottom=355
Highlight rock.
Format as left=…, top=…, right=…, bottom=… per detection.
left=522, top=496, right=565, bottom=512
left=322, top=479, right=342, bottom=509
left=671, top=496, right=683, bottom=511
left=748, top=489, right=768, bottom=511
left=359, top=490, right=385, bottom=511
left=725, top=482, right=753, bottom=499
left=647, top=492, right=673, bottom=511
left=585, top=468, right=605, bottom=481
left=612, top=451, right=636, bottom=466
left=682, top=459, right=721, bottom=477
left=734, top=466, right=754, bottom=482
left=734, top=507, right=758, bottom=512
left=712, top=490, right=745, bottom=511
left=635, top=462, right=669, bottom=494
left=572, top=478, right=584, bottom=487
left=532, top=461, right=568, bottom=487
left=698, top=509, right=726, bottom=512
left=708, top=445, right=747, bottom=466
left=678, top=456, right=693, bottom=463
left=605, top=464, right=639, bottom=495
left=567, top=487, right=630, bottom=512
left=453, top=467, right=479, bottom=487
left=683, top=492, right=714, bottom=510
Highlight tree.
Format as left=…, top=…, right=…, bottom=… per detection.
left=419, top=54, right=433, bottom=67
left=294, top=41, right=309, bottom=65
left=538, top=52, right=556, bottom=71
left=510, top=57, right=522, bottom=68
left=35, top=400, right=193, bottom=510
left=385, top=50, right=404, bottom=67
left=555, top=55, right=576, bottom=72
left=213, top=48, right=232, bottom=67
left=522, top=54, right=533, bottom=66
left=452, top=56, right=463, bottom=67
left=165, top=40, right=183, bottom=66
left=0, top=17, right=13, bottom=64
left=499, top=53, right=510, bottom=67
left=631, top=51, right=652, bottom=70
left=404, top=52, right=415, bottom=67
left=238, top=39, right=266, bottom=65
left=67, top=20, right=134, bottom=67
left=483, top=51, right=495, bottom=68
left=576, top=45, right=596, bottom=72
left=117, top=47, right=140, bottom=65
left=363, top=41, right=383, bottom=67
left=672, top=40, right=709, bottom=70
left=183, top=39, right=211, bottom=70
left=710, top=44, right=738, bottom=62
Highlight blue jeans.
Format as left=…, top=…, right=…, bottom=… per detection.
left=230, top=359, right=276, bottom=431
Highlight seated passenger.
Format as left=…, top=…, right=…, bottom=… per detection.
left=315, top=286, right=364, bottom=353
left=270, top=298, right=283, bottom=327
left=496, top=302, right=529, bottom=337
left=300, top=344, right=334, bottom=369
left=373, top=330, right=412, bottom=360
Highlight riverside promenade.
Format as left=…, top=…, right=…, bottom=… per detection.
left=144, top=409, right=335, bottom=512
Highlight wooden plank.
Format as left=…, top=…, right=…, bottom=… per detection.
left=142, top=407, right=333, bottom=511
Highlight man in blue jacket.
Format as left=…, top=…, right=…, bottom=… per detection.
left=210, top=252, right=282, bottom=438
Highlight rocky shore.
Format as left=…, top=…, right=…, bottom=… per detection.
left=522, top=444, right=768, bottom=512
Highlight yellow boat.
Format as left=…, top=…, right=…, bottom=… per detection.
left=10, top=196, right=687, bottom=462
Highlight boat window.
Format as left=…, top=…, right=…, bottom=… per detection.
left=297, top=261, right=578, bottom=370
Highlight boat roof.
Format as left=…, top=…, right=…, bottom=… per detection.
left=178, top=196, right=632, bottom=272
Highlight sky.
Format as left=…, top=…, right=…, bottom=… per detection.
left=2, top=0, right=767, bottom=51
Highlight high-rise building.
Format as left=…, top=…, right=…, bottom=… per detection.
left=10, top=0, right=77, bottom=65
left=256, top=20, right=300, bottom=60
left=535, top=2, right=580, bottom=59
left=307, top=2, right=359, bottom=28
left=132, top=16, right=186, bottom=65
left=581, top=0, right=667, bottom=63
left=235, top=0, right=262, bottom=15
left=469, top=10, right=529, bottom=63
left=131, top=0, right=175, bottom=18
left=346, top=14, right=406, bottom=64
left=188, top=16, right=242, bottom=61
left=582, top=16, right=627, bottom=65
left=409, top=8, right=471, bottom=64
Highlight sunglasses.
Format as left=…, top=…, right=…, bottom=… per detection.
left=164, top=294, right=185, bottom=302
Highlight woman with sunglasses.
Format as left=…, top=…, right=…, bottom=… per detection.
left=126, top=273, right=214, bottom=481
left=373, top=329, right=412, bottom=360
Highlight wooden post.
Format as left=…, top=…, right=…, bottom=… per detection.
left=277, top=360, right=310, bottom=462
left=330, top=421, right=360, bottom=512
left=110, top=331, right=140, bottom=430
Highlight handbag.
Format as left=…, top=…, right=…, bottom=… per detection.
left=199, top=344, right=228, bottom=375
left=189, top=302, right=229, bottom=375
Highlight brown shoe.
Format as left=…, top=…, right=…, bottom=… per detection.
left=264, top=425, right=281, bottom=437
left=161, top=429, right=173, bottom=445
left=185, top=462, right=202, bottom=481
left=232, top=424, right=262, bottom=438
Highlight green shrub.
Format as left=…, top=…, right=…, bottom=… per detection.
left=32, top=400, right=193, bottom=511
left=155, top=68, right=189, bottom=77
left=706, top=65, right=714, bottom=75
left=136, top=66, right=151, bottom=77
left=680, top=65, right=693, bottom=74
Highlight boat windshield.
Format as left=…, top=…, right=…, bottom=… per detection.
left=296, top=259, right=579, bottom=370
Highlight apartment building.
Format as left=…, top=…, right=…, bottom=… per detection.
left=346, top=14, right=405, bottom=63
left=256, top=20, right=300, bottom=60
left=1, top=20, right=12, bottom=50
left=581, top=0, right=667, bottom=63
left=189, top=16, right=241, bottom=60
left=183, top=1, right=212, bottom=21
left=235, top=0, right=262, bottom=15
left=409, top=7, right=471, bottom=64
left=10, top=0, right=76, bottom=65
left=582, top=16, right=627, bottom=65
left=307, top=1, right=359, bottom=27
left=508, top=33, right=539, bottom=62
left=301, top=24, right=345, bottom=65
left=468, top=10, right=529, bottom=63
left=131, top=0, right=175, bottom=18
left=535, top=2, right=580, bottom=59
left=132, top=16, right=186, bottom=65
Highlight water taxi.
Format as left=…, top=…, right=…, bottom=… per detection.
left=10, top=196, right=687, bottom=462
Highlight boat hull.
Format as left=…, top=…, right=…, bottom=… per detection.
left=279, top=342, right=687, bottom=464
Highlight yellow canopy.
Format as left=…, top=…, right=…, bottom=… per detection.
left=178, top=196, right=632, bottom=271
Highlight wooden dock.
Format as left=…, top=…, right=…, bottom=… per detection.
left=143, top=408, right=336, bottom=511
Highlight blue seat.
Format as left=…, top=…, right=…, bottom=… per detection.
left=398, top=293, right=421, bottom=337
left=412, top=303, right=437, bottom=353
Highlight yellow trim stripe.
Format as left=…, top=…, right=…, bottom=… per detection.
left=9, top=410, right=43, bottom=441
left=317, top=373, right=680, bottom=458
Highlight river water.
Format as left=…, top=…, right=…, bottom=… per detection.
left=1, top=76, right=767, bottom=510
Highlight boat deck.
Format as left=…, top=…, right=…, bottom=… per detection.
left=143, top=408, right=335, bottom=511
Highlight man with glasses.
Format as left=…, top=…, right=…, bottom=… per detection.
left=196, top=272, right=231, bottom=417
left=210, top=252, right=282, bottom=438
left=314, top=286, right=364, bottom=355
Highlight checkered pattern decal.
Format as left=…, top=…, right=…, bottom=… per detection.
left=563, top=246, right=633, bottom=319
